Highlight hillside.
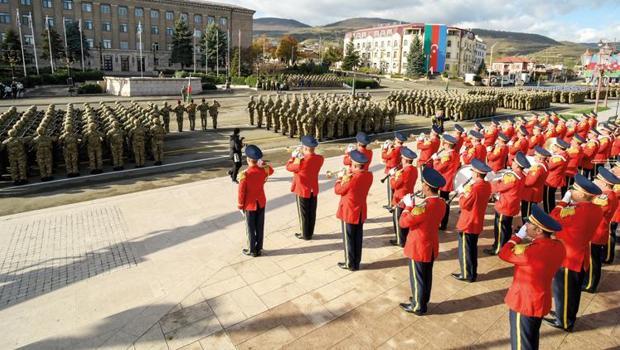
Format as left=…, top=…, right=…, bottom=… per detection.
left=254, top=17, right=311, bottom=32
left=323, top=17, right=400, bottom=29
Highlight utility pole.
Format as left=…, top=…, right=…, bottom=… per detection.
left=16, top=9, right=27, bottom=77
left=45, top=16, right=55, bottom=73
left=78, top=18, right=85, bottom=72
left=137, top=21, right=144, bottom=77
left=28, top=12, right=39, bottom=75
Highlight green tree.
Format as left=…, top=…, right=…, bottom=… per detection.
left=322, top=46, right=342, bottom=67
left=406, top=36, right=425, bottom=77
left=275, top=35, right=298, bottom=64
left=477, top=60, right=486, bottom=76
left=64, top=22, right=90, bottom=64
left=200, top=23, right=227, bottom=72
left=341, top=38, right=359, bottom=71
left=40, top=27, right=63, bottom=63
left=230, top=47, right=240, bottom=77
left=0, top=29, right=24, bottom=77
left=170, top=20, right=193, bottom=69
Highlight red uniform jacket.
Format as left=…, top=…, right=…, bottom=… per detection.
left=525, top=120, right=537, bottom=136
left=432, top=149, right=460, bottom=192
left=527, top=135, right=545, bottom=155
left=400, top=196, right=446, bottom=262
left=382, top=145, right=402, bottom=174
left=551, top=201, right=603, bottom=271
left=521, top=162, right=548, bottom=202
left=613, top=184, right=620, bottom=223
left=335, top=170, right=373, bottom=224
left=592, top=190, right=619, bottom=245
left=503, top=126, right=515, bottom=140
left=484, top=129, right=499, bottom=147
left=455, top=134, right=465, bottom=154
left=539, top=116, right=550, bottom=130
left=286, top=153, right=324, bottom=198
left=237, top=165, right=274, bottom=210
left=594, top=136, right=611, bottom=165
left=565, top=146, right=583, bottom=177
left=545, top=153, right=568, bottom=188
left=581, top=140, right=599, bottom=170
left=344, top=146, right=373, bottom=171
left=456, top=179, right=492, bottom=234
left=492, top=170, right=525, bottom=217
left=555, top=123, right=567, bottom=140
left=390, top=165, right=418, bottom=207
left=588, top=116, right=597, bottom=129
left=611, top=136, right=620, bottom=157
left=577, top=121, right=590, bottom=139
left=416, top=137, right=440, bottom=167
left=563, top=127, right=576, bottom=144
left=487, top=144, right=509, bottom=172
left=500, top=236, right=565, bottom=318
left=508, top=138, right=529, bottom=166
left=462, top=143, right=487, bottom=165
left=543, top=127, right=557, bottom=141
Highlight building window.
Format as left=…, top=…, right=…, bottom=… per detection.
left=64, top=17, right=72, bottom=26
left=135, top=7, right=143, bottom=17
left=103, top=39, right=112, bottom=49
left=46, top=17, right=55, bottom=27
left=100, top=4, right=111, bottom=14
left=165, top=11, right=174, bottom=21
left=446, top=52, right=451, bottom=59
left=180, top=13, right=188, bottom=22
left=166, top=27, right=173, bottom=36
left=21, top=0, right=32, bottom=5
left=119, top=23, right=128, bottom=32
left=152, top=42, right=159, bottom=51
left=151, top=26, right=159, bottom=34
left=150, top=10, right=159, bottom=19
left=445, top=64, right=450, bottom=70
left=447, top=40, right=451, bottom=47
left=194, top=14, right=202, bottom=24
left=219, top=17, right=227, bottom=28
left=24, top=35, right=33, bottom=45
left=194, top=29, right=202, bottom=37
left=118, top=6, right=128, bottom=16
left=120, top=41, right=129, bottom=50
left=136, top=42, right=143, bottom=50
left=42, top=0, right=52, bottom=7
left=81, top=2, right=92, bottom=12
left=103, top=55, right=113, bottom=70
left=86, top=38, right=94, bottom=48
left=63, top=0, right=72, bottom=10
left=207, top=16, right=215, bottom=25
left=84, top=20, right=93, bottom=30
left=21, top=15, right=30, bottom=26
left=102, top=22, right=111, bottom=32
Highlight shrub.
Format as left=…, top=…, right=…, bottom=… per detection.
left=245, top=75, right=258, bottom=87
left=202, top=82, right=217, bottom=90
left=77, top=83, right=103, bottom=94
left=343, top=78, right=380, bottom=89
left=231, top=76, right=247, bottom=85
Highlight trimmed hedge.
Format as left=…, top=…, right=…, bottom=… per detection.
left=202, top=82, right=217, bottom=90
left=174, top=71, right=227, bottom=85
left=77, top=83, right=104, bottom=94
left=343, top=78, right=380, bottom=89
left=15, top=70, right=104, bottom=88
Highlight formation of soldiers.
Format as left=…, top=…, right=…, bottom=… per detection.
left=256, top=74, right=344, bottom=91
left=0, top=102, right=167, bottom=185
left=247, top=92, right=395, bottom=140
left=468, top=87, right=553, bottom=110
left=585, top=84, right=620, bottom=99
left=166, top=98, right=221, bottom=132
left=387, top=90, right=498, bottom=121
left=522, top=86, right=589, bottom=104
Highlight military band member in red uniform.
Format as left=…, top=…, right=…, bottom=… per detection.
left=607, top=165, right=620, bottom=263
left=588, top=112, right=598, bottom=129
left=399, top=167, right=446, bottom=315
left=416, top=126, right=441, bottom=168
left=576, top=115, right=590, bottom=139
left=508, top=126, right=529, bottom=166
left=483, top=119, right=500, bottom=147
left=527, top=125, right=545, bottom=156
left=335, top=150, right=373, bottom=271
left=237, top=145, right=274, bottom=257
left=432, top=134, right=461, bottom=230
left=562, top=135, right=585, bottom=196
left=286, top=135, right=325, bottom=241
left=545, top=174, right=603, bottom=331
left=525, top=114, right=538, bottom=136
left=583, top=168, right=620, bottom=292
left=610, top=129, right=620, bottom=162
left=543, top=139, right=569, bottom=213
left=521, top=146, right=550, bottom=223
left=461, top=130, right=487, bottom=165
left=487, top=133, right=510, bottom=172
left=593, top=123, right=612, bottom=175
left=382, top=132, right=406, bottom=210
left=389, top=147, right=418, bottom=247
left=453, top=124, right=466, bottom=153
left=502, top=118, right=516, bottom=140
left=499, top=204, right=565, bottom=350
left=580, top=129, right=600, bottom=180
left=343, top=132, right=373, bottom=171
left=453, top=159, right=493, bottom=282
left=485, top=152, right=530, bottom=255
left=556, top=118, right=567, bottom=141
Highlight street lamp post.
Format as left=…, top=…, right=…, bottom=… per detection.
left=487, top=42, right=498, bottom=87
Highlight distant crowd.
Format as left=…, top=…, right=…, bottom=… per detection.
left=0, top=81, right=25, bottom=99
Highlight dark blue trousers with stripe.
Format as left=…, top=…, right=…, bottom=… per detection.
left=458, top=232, right=479, bottom=282
left=509, top=309, right=542, bottom=350
left=492, top=212, right=513, bottom=254
left=583, top=243, right=604, bottom=292
left=392, top=206, right=409, bottom=247
left=552, top=266, right=585, bottom=330
left=341, top=218, right=364, bottom=270
left=408, top=259, right=434, bottom=313
left=604, top=222, right=617, bottom=264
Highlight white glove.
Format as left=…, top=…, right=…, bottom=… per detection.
left=431, top=153, right=439, bottom=160
left=562, top=190, right=572, bottom=203
left=460, top=148, right=467, bottom=155
left=257, top=159, right=265, bottom=168
left=516, top=225, right=528, bottom=239
left=346, top=144, right=356, bottom=153
left=291, top=150, right=299, bottom=158
left=403, top=194, right=414, bottom=207
left=507, top=141, right=514, bottom=146
left=456, top=185, right=465, bottom=194
left=419, top=132, right=426, bottom=139
left=383, top=140, right=391, bottom=149
left=389, top=167, right=397, bottom=176
left=486, top=146, right=493, bottom=152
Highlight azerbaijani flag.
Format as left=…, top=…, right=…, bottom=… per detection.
left=423, top=24, right=448, bottom=73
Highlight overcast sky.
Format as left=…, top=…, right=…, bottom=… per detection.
left=222, top=0, right=620, bottom=43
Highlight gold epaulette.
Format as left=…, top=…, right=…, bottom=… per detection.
left=513, top=243, right=530, bottom=255
left=411, top=204, right=426, bottom=216
left=464, top=183, right=473, bottom=194
left=560, top=206, right=576, bottom=218
left=238, top=170, right=246, bottom=182
left=264, top=165, right=272, bottom=177
left=503, top=173, right=517, bottom=184
left=593, top=195, right=609, bottom=207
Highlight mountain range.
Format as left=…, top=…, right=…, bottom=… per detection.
left=254, top=17, right=599, bottom=65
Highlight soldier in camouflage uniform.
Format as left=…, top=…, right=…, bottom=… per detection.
left=173, top=100, right=185, bottom=132
left=85, top=124, right=104, bottom=174
left=32, top=127, right=55, bottom=181
left=130, top=119, right=147, bottom=167
left=59, top=125, right=81, bottom=177
left=2, top=129, right=28, bottom=185
left=247, top=96, right=256, bottom=126
left=256, top=95, right=265, bottom=128
left=264, top=95, right=274, bottom=130
left=107, top=121, right=125, bottom=170
left=198, top=98, right=210, bottom=131
left=209, top=100, right=221, bottom=130
left=150, top=118, right=165, bottom=165
left=160, top=102, right=172, bottom=133
left=185, top=99, right=197, bottom=131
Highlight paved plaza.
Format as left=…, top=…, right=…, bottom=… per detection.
left=1, top=140, right=619, bottom=349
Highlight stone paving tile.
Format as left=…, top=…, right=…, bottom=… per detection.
left=160, top=301, right=214, bottom=334
left=163, top=315, right=221, bottom=350
left=237, top=324, right=295, bottom=350
left=198, top=330, right=235, bottom=350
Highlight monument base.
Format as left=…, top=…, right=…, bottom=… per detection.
left=104, top=77, right=203, bottom=97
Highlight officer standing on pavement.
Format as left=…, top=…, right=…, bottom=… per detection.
left=286, top=135, right=325, bottom=241
left=453, top=159, right=493, bottom=282
left=399, top=167, right=446, bottom=316
left=335, top=150, right=373, bottom=271
left=228, top=128, right=244, bottom=183
left=499, top=204, right=565, bottom=350
left=237, top=145, right=274, bottom=257
left=545, top=174, right=603, bottom=331
left=389, top=147, right=418, bottom=247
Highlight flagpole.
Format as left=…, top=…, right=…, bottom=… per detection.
left=16, top=9, right=27, bottom=76
left=238, top=29, right=241, bottom=77
left=45, top=16, right=54, bottom=73
left=204, top=29, right=208, bottom=74
left=226, top=29, right=230, bottom=77
left=193, top=29, right=197, bottom=74
left=216, top=29, right=219, bottom=77
left=78, top=19, right=85, bottom=71
left=62, top=16, right=69, bottom=63
left=138, top=21, right=143, bottom=77
left=28, top=12, right=39, bottom=75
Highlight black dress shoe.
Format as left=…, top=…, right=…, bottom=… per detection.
left=400, top=303, right=425, bottom=316
left=582, top=288, right=596, bottom=294
left=295, top=233, right=310, bottom=240
left=451, top=273, right=469, bottom=281
left=543, top=317, right=571, bottom=332
left=255, top=250, right=262, bottom=257
left=483, top=248, right=496, bottom=256
left=382, top=205, right=392, bottom=210
left=242, top=249, right=254, bottom=256
left=338, top=262, right=351, bottom=270
left=389, top=239, right=400, bottom=246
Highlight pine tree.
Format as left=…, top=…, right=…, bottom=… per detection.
left=200, top=23, right=227, bottom=72
left=1, top=29, right=23, bottom=64
left=40, top=27, right=63, bottom=63
left=406, top=36, right=425, bottom=77
left=230, top=47, right=240, bottom=77
left=64, top=22, right=90, bottom=63
left=341, top=38, right=359, bottom=71
left=171, top=20, right=193, bottom=69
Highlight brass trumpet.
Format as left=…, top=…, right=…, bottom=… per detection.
left=326, top=167, right=348, bottom=179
